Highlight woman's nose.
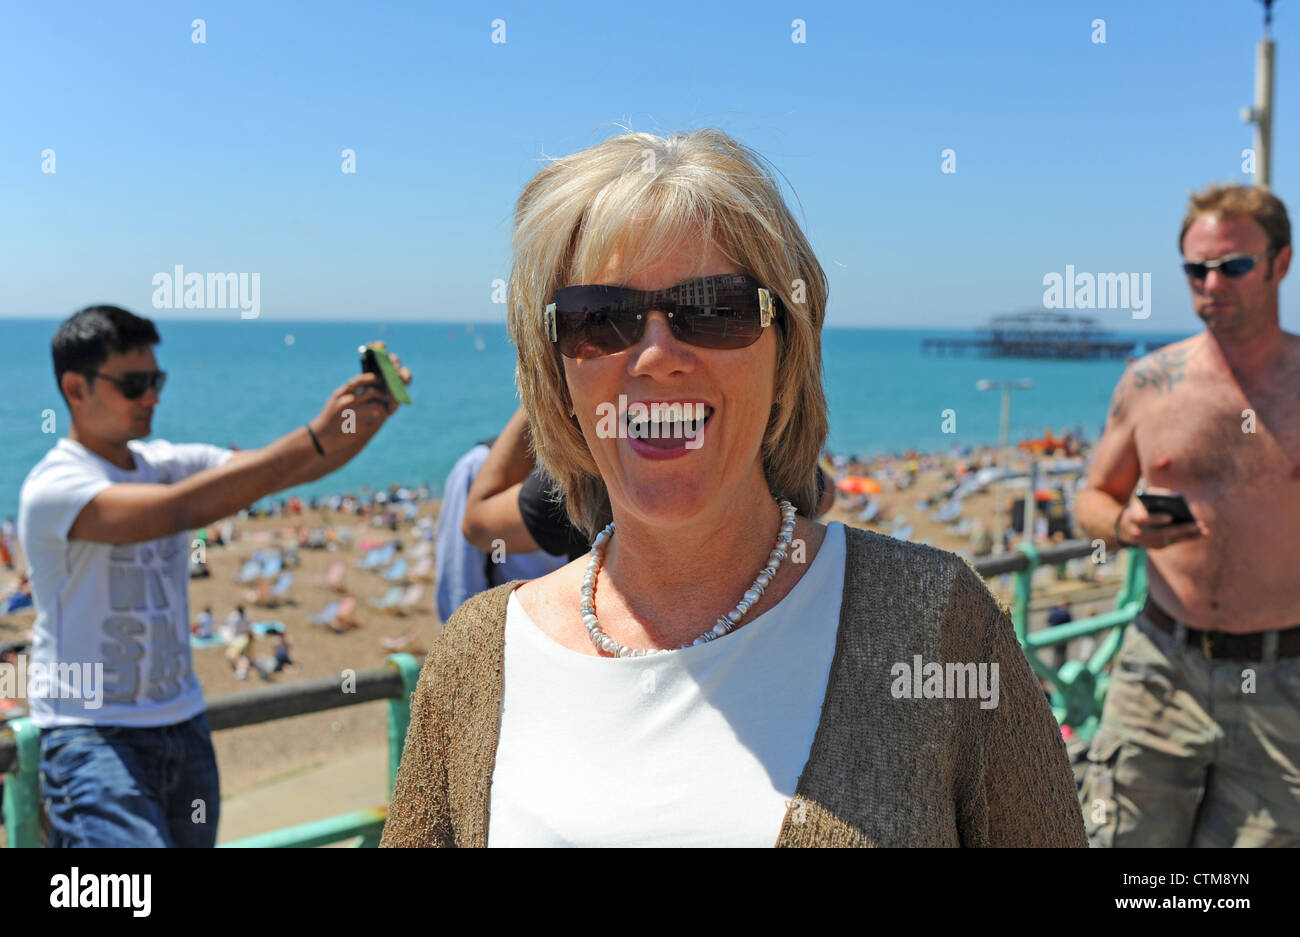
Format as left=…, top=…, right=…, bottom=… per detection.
left=630, top=310, right=693, bottom=367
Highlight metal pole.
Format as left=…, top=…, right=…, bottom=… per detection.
left=1243, top=1, right=1276, bottom=189
left=1256, top=37, right=1275, bottom=188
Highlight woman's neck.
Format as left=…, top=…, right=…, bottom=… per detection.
left=597, top=480, right=789, bottom=648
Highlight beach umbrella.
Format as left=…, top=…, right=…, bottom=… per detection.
left=836, top=476, right=882, bottom=495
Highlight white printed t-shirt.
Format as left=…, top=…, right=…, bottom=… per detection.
left=18, top=438, right=232, bottom=728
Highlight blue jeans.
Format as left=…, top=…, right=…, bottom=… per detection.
left=39, top=712, right=221, bottom=847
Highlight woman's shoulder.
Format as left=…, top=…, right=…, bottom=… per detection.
left=421, top=580, right=521, bottom=678
left=835, top=524, right=1004, bottom=642
left=839, top=523, right=984, bottom=596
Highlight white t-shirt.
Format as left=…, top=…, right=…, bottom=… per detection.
left=18, top=438, right=232, bottom=728
left=487, top=521, right=847, bottom=847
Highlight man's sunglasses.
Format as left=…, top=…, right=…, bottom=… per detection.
left=86, top=369, right=167, bottom=399
left=1182, top=253, right=1271, bottom=280
left=545, top=273, right=781, bottom=359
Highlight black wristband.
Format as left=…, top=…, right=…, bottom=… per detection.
left=1113, top=503, right=1134, bottom=547
left=306, top=424, right=326, bottom=457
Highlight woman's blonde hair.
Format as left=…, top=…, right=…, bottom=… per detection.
left=506, top=128, right=829, bottom=538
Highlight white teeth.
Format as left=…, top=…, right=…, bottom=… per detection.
left=625, top=405, right=712, bottom=438
left=625, top=406, right=711, bottom=421
left=628, top=419, right=704, bottom=436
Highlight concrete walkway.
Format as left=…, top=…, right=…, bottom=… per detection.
left=217, top=741, right=389, bottom=845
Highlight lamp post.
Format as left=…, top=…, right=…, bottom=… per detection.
left=978, top=378, right=1034, bottom=550
left=976, top=378, right=1034, bottom=463
left=1241, top=0, right=1276, bottom=189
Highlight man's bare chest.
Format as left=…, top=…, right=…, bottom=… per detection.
left=1135, top=378, right=1300, bottom=489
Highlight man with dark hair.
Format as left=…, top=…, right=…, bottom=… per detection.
left=18, top=305, right=409, bottom=847
left=50, top=305, right=162, bottom=404
left=1076, top=184, right=1299, bottom=846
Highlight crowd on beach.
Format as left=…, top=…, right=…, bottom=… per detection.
left=824, top=427, right=1090, bottom=491
left=236, top=482, right=434, bottom=523
left=822, top=429, right=1101, bottom=560
left=184, top=489, right=440, bottom=681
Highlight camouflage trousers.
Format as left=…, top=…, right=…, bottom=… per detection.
left=1079, top=608, right=1300, bottom=846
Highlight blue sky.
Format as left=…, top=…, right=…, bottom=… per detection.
left=2, top=0, right=1296, bottom=333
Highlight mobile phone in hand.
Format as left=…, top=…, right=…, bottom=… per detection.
left=1137, top=492, right=1196, bottom=525
left=359, top=344, right=412, bottom=406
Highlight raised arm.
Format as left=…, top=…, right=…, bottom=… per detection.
left=462, top=405, right=543, bottom=553
left=68, top=372, right=396, bottom=545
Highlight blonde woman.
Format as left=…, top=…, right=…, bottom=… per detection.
left=382, top=129, right=1086, bottom=847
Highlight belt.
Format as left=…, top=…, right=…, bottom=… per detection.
left=1142, top=597, right=1300, bottom=661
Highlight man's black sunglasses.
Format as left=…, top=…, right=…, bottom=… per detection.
left=86, top=369, right=167, bottom=399
left=1182, top=253, right=1271, bottom=280
left=545, top=273, right=782, bottom=359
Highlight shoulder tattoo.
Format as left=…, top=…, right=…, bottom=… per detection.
left=1130, top=343, right=1200, bottom=395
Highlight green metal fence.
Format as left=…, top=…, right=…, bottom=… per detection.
left=0, top=654, right=421, bottom=849
left=1008, top=543, right=1146, bottom=743
left=1, top=542, right=1143, bottom=847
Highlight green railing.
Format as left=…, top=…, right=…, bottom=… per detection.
left=997, top=543, right=1147, bottom=743
left=0, top=654, right=421, bottom=849
left=1, top=542, right=1144, bottom=846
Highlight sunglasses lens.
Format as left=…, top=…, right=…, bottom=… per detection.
left=553, top=286, right=644, bottom=358
left=1184, top=257, right=1259, bottom=279
left=123, top=371, right=165, bottom=399
left=669, top=279, right=766, bottom=349
left=551, top=276, right=774, bottom=358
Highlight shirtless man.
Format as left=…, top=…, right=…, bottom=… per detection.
left=1076, top=183, right=1299, bottom=847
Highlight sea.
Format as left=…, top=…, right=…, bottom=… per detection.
left=0, top=319, right=1191, bottom=521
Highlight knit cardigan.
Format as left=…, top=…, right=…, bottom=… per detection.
left=381, top=524, right=1088, bottom=847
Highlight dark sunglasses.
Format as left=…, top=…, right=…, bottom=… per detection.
left=86, top=369, right=167, bottom=399
left=1182, top=253, right=1270, bottom=280
left=545, top=273, right=781, bottom=359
